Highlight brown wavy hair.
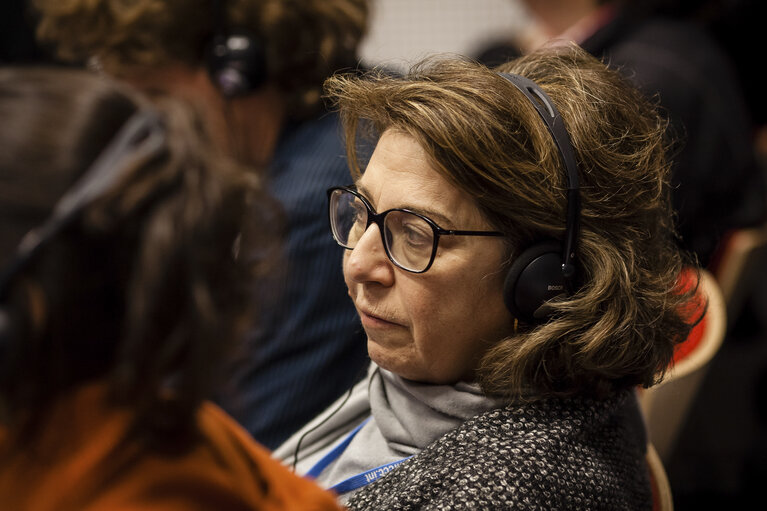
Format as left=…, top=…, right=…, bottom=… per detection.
left=32, top=0, right=369, bottom=119
left=324, top=44, right=700, bottom=400
left=0, top=67, right=275, bottom=450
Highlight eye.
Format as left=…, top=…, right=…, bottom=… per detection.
left=400, top=218, right=432, bottom=248
left=350, top=198, right=367, bottom=224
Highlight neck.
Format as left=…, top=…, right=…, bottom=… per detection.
left=224, top=86, right=286, bottom=168
left=120, top=64, right=286, bottom=167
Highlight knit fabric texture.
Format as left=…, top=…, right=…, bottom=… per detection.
left=347, top=389, right=652, bottom=510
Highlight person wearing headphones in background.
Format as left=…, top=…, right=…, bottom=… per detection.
left=0, top=67, right=342, bottom=510
left=32, top=0, right=372, bottom=450
left=274, top=44, right=701, bottom=509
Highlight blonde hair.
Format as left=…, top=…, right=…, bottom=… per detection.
left=324, top=44, right=699, bottom=400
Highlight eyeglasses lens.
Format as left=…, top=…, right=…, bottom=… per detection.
left=331, top=189, right=367, bottom=247
left=331, top=189, right=435, bottom=272
left=383, top=211, right=433, bottom=271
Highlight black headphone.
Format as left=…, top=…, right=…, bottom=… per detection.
left=0, top=111, right=166, bottom=351
left=499, top=73, right=581, bottom=324
left=205, top=0, right=267, bottom=97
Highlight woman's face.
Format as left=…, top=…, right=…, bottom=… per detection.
left=344, top=130, right=514, bottom=384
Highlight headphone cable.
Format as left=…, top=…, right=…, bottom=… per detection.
left=291, top=363, right=371, bottom=472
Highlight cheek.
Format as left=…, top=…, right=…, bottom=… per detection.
left=403, top=282, right=440, bottom=323
left=407, top=280, right=483, bottom=344
left=412, top=271, right=509, bottom=346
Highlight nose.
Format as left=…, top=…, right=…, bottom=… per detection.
left=343, top=223, right=395, bottom=286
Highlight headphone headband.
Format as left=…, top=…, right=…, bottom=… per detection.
left=0, top=110, right=166, bottom=299
left=499, top=72, right=580, bottom=279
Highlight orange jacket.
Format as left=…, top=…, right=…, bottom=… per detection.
left=0, top=384, right=343, bottom=511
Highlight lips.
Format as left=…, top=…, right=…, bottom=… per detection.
left=356, top=304, right=402, bottom=328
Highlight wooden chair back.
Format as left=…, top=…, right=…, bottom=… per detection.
left=709, top=224, right=767, bottom=325
left=638, top=268, right=727, bottom=462
left=647, top=442, right=674, bottom=511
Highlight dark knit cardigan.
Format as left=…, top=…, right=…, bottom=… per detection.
left=347, top=389, right=651, bottom=510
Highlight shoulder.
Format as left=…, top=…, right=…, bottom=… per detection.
left=348, top=391, right=651, bottom=510
left=68, top=403, right=343, bottom=510
left=602, top=17, right=739, bottom=95
left=165, top=402, right=343, bottom=511
left=74, top=403, right=343, bottom=510
left=0, top=394, right=342, bottom=511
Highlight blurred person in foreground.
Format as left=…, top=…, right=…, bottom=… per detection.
left=32, top=0, right=372, bottom=449
left=477, top=0, right=767, bottom=268
left=0, top=67, right=341, bottom=511
left=274, top=44, right=701, bottom=509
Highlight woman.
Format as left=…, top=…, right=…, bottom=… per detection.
left=275, top=44, right=699, bottom=509
left=33, top=0, right=374, bottom=450
left=0, top=68, right=341, bottom=510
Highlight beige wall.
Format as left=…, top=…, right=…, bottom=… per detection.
left=359, top=0, right=532, bottom=72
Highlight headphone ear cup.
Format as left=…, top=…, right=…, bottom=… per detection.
left=206, top=30, right=267, bottom=97
left=503, top=240, right=568, bottom=324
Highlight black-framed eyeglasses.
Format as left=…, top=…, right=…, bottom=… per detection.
left=327, top=186, right=504, bottom=273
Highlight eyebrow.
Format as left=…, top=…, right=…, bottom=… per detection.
left=355, top=182, right=458, bottom=229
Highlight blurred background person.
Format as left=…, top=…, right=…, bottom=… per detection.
left=32, top=0, right=372, bottom=449
left=0, top=67, right=341, bottom=510
left=476, top=0, right=767, bottom=269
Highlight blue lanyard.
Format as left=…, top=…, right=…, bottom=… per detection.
left=305, top=417, right=411, bottom=495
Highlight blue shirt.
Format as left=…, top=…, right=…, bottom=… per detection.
left=218, top=110, right=369, bottom=449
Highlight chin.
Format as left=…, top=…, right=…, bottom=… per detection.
left=368, top=342, right=417, bottom=380
left=368, top=347, right=450, bottom=384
